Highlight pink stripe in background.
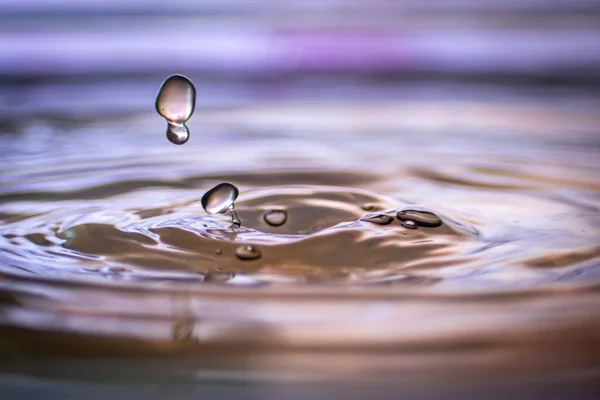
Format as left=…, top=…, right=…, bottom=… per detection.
left=0, top=28, right=598, bottom=76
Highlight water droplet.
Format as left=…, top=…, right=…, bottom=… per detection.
left=166, top=123, right=189, bottom=145
left=156, top=74, right=195, bottom=145
left=155, top=75, right=196, bottom=123
left=263, top=209, right=288, bottom=227
left=361, top=203, right=380, bottom=211
left=401, top=220, right=417, bottom=229
left=362, top=213, right=394, bottom=225
left=396, top=209, right=442, bottom=228
left=204, top=271, right=234, bottom=283
left=235, top=245, right=261, bottom=261
left=215, top=248, right=222, bottom=255
left=201, top=183, right=239, bottom=214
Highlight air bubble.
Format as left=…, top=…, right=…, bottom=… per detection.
left=362, top=213, right=394, bottom=225
left=155, top=74, right=196, bottom=145
left=396, top=209, right=442, bottom=228
left=263, top=209, right=288, bottom=227
left=235, top=245, right=261, bottom=261
left=361, top=203, right=380, bottom=211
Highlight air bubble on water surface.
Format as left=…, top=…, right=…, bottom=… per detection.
left=235, top=244, right=261, bottom=261
left=362, top=213, right=394, bottom=225
left=361, top=203, right=380, bottom=212
left=263, top=209, right=288, bottom=227
left=396, top=209, right=443, bottom=228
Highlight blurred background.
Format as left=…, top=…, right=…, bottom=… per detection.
left=1, top=0, right=600, bottom=80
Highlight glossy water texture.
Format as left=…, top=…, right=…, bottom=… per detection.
left=0, top=78, right=599, bottom=389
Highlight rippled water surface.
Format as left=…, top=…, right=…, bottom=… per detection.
left=1, top=77, right=599, bottom=391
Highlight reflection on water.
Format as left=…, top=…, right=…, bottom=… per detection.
left=0, top=78, right=599, bottom=391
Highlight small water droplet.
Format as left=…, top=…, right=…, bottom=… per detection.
left=396, top=209, right=442, bottom=228
left=361, top=203, right=380, bottom=211
left=201, top=183, right=239, bottom=214
left=215, top=248, right=222, bottom=255
left=363, top=213, right=394, bottom=225
left=156, top=74, right=195, bottom=145
left=166, top=123, right=189, bottom=145
left=401, top=220, right=418, bottom=229
left=204, top=271, right=234, bottom=283
left=263, top=209, right=288, bottom=227
left=235, top=244, right=261, bottom=261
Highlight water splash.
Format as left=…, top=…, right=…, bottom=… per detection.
left=201, top=183, right=241, bottom=226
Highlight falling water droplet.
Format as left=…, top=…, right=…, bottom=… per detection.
left=263, top=209, right=288, bottom=227
left=156, top=74, right=196, bottom=145
left=362, top=213, right=394, bottom=225
left=235, top=245, right=261, bottom=261
left=156, top=75, right=196, bottom=123
left=396, top=209, right=442, bottom=228
left=166, top=123, right=189, bottom=145
left=401, top=220, right=417, bottom=229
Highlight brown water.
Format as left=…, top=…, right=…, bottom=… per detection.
left=0, top=77, right=599, bottom=394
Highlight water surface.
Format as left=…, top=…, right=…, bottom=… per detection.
left=0, top=76, right=599, bottom=392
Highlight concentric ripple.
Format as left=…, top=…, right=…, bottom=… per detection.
left=0, top=80, right=599, bottom=381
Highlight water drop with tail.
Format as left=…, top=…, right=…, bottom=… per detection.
left=155, top=74, right=196, bottom=145
left=201, top=183, right=241, bottom=226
